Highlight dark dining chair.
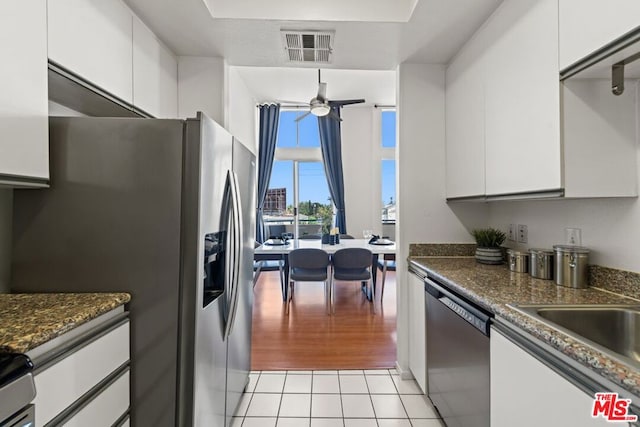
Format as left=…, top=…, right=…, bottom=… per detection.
left=253, top=241, right=284, bottom=288
left=376, top=253, right=396, bottom=300
left=287, top=248, right=331, bottom=315
left=331, top=248, right=374, bottom=314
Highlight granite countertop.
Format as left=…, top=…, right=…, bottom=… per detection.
left=409, top=256, right=640, bottom=397
left=0, top=293, right=131, bottom=353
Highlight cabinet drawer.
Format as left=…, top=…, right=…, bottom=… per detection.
left=63, top=370, right=129, bottom=427
left=33, top=321, right=130, bottom=426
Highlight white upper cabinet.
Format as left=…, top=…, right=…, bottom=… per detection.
left=484, top=0, right=561, bottom=195
left=133, top=17, right=178, bottom=118
left=559, top=0, right=640, bottom=70
left=0, top=0, right=49, bottom=185
left=446, top=0, right=561, bottom=198
left=445, top=40, right=486, bottom=198
left=445, top=0, right=637, bottom=199
left=48, top=0, right=133, bottom=104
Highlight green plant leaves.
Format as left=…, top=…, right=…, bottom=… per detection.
left=471, top=227, right=506, bottom=248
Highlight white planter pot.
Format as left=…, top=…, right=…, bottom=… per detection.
left=475, top=247, right=503, bottom=265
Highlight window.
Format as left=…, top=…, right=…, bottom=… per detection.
left=265, top=111, right=333, bottom=236
left=381, top=110, right=396, bottom=148
left=381, top=159, right=396, bottom=223
left=380, top=110, right=396, bottom=222
left=277, top=111, right=320, bottom=148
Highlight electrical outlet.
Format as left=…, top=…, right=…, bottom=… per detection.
left=508, top=224, right=516, bottom=241
left=517, top=224, right=528, bottom=243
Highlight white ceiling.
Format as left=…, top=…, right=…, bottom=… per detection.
left=124, top=0, right=503, bottom=69
left=123, top=0, right=502, bottom=105
left=202, top=0, right=419, bottom=23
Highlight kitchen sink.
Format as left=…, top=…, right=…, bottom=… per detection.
left=512, top=304, right=640, bottom=368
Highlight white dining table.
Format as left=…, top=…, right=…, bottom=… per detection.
left=254, top=238, right=396, bottom=301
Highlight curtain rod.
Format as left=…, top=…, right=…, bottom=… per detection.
left=256, top=103, right=395, bottom=108
left=255, top=103, right=308, bottom=108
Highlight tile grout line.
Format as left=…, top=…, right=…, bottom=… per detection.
left=242, top=369, right=441, bottom=426
left=363, top=372, right=378, bottom=422
left=309, top=372, right=313, bottom=421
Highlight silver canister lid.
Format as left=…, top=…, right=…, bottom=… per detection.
left=553, top=244, right=590, bottom=254
left=529, top=248, right=553, bottom=255
left=506, top=249, right=528, bottom=256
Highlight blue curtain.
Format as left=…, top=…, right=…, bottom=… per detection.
left=318, top=103, right=347, bottom=234
left=256, top=104, right=280, bottom=243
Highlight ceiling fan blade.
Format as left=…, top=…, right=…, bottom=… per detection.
left=328, top=109, right=342, bottom=122
left=331, top=99, right=366, bottom=106
left=294, top=110, right=312, bottom=122
left=317, top=82, right=327, bottom=102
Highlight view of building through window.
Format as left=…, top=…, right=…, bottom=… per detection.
left=264, top=109, right=396, bottom=235
left=264, top=112, right=332, bottom=236
left=381, top=110, right=396, bottom=223
left=382, top=159, right=396, bottom=223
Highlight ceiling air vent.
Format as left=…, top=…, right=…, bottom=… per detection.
left=281, top=30, right=334, bottom=63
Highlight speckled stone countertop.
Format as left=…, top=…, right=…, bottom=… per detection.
left=0, top=293, right=130, bottom=353
left=409, top=256, right=640, bottom=397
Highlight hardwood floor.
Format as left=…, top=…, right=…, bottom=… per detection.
left=251, top=270, right=397, bottom=371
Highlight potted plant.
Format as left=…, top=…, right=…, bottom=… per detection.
left=318, top=205, right=333, bottom=244
left=471, top=228, right=506, bottom=265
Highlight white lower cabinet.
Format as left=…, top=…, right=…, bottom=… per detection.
left=31, top=318, right=130, bottom=426
left=408, top=271, right=427, bottom=393
left=64, top=371, right=129, bottom=427
left=491, top=326, right=618, bottom=427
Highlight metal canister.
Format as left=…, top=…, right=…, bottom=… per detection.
left=529, top=248, right=554, bottom=280
left=507, top=249, right=529, bottom=273
left=554, top=245, right=590, bottom=288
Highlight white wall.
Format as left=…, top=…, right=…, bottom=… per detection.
left=226, top=65, right=258, bottom=154
left=395, top=63, right=488, bottom=376
left=341, top=107, right=378, bottom=236
left=488, top=194, right=640, bottom=273
left=177, top=56, right=224, bottom=123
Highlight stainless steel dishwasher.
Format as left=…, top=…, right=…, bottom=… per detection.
left=425, top=276, right=492, bottom=427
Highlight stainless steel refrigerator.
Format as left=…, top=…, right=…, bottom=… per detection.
left=10, top=112, right=256, bottom=427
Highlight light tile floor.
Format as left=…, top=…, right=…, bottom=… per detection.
left=231, top=369, right=445, bottom=427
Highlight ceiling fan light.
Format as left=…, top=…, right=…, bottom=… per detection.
left=310, top=99, right=330, bottom=116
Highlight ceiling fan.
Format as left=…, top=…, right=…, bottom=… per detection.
left=295, top=69, right=365, bottom=122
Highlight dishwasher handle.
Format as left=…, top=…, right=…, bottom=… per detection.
left=425, top=277, right=491, bottom=336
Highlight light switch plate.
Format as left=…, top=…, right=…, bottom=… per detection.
left=508, top=224, right=515, bottom=241
left=517, top=224, right=528, bottom=243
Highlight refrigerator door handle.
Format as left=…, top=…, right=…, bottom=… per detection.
left=224, top=171, right=243, bottom=340
left=221, top=171, right=235, bottom=337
